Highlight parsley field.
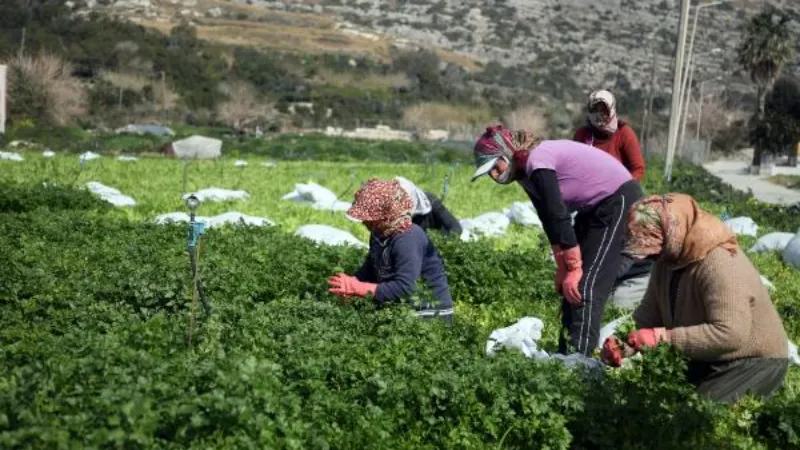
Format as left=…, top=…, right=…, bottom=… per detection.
left=0, top=137, right=798, bottom=449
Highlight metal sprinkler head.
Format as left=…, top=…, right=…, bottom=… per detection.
left=185, top=194, right=200, bottom=212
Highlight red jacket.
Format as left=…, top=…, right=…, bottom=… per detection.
left=573, top=122, right=645, bottom=181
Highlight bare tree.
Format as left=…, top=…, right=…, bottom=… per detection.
left=216, top=81, right=276, bottom=131
left=502, top=105, right=549, bottom=135
left=5, top=52, right=87, bottom=126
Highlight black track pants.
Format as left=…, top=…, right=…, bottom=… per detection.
left=558, top=180, right=643, bottom=356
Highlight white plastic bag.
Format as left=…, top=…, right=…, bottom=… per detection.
left=234, top=160, right=248, bottom=167
left=182, top=187, right=250, bottom=203
left=748, top=232, right=795, bottom=253
left=294, top=224, right=366, bottom=248
left=486, top=317, right=603, bottom=370
left=504, top=202, right=542, bottom=227
left=459, top=212, right=510, bottom=239
left=485, top=317, right=547, bottom=359
left=85, top=181, right=136, bottom=207
left=42, top=150, right=56, bottom=158
left=724, top=217, right=759, bottom=237
left=282, top=182, right=351, bottom=212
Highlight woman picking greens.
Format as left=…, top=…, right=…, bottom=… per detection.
left=471, top=125, right=643, bottom=356
left=601, top=194, right=789, bottom=403
left=327, top=178, right=454, bottom=324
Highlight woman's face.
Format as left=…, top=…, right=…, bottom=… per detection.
left=589, top=102, right=610, bottom=121
left=489, top=158, right=510, bottom=183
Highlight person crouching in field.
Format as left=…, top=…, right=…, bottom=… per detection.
left=395, top=176, right=463, bottom=237
left=327, top=178, right=454, bottom=324
left=601, top=194, right=790, bottom=403
left=471, top=126, right=643, bottom=356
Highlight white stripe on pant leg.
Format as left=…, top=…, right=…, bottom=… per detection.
left=582, top=196, right=627, bottom=352
left=577, top=227, right=608, bottom=352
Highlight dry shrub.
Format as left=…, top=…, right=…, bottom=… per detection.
left=216, top=80, right=278, bottom=130
left=5, top=53, right=87, bottom=125
left=402, top=102, right=494, bottom=135
left=501, top=106, right=549, bottom=135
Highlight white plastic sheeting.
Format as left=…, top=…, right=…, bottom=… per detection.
left=459, top=212, right=510, bottom=241
left=154, top=211, right=274, bottom=228
left=790, top=341, right=800, bottom=366
left=117, top=155, right=138, bottom=162
left=724, top=216, right=759, bottom=237
left=504, top=202, right=542, bottom=227
left=80, top=151, right=101, bottom=162
left=115, top=124, right=174, bottom=136
left=261, top=161, right=277, bottom=168
left=85, top=181, right=136, bottom=207
left=171, top=135, right=222, bottom=159
left=282, top=182, right=351, bottom=212
left=485, top=317, right=602, bottom=370
left=42, top=150, right=56, bottom=158
left=294, top=224, right=366, bottom=249
left=748, top=232, right=795, bottom=253
left=182, top=188, right=250, bottom=203
left=234, top=160, right=248, bottom=167
left=782, top=233, right=800, bottom=270
left=1, top=151, right=23, bottom=161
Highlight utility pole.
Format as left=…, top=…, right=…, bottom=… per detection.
left=695, top=81, right=705, bottom=140
left=0, top=64, right=7, bottom=135
left=161, top=71, right=167, bottom=122
left=18, top=28, right=26, bottom=60
left=641, top=51, right=658, bottom=155
left=664, top=0, right=692, bottom=183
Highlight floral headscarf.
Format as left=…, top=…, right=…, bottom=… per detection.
left=625, top=193, right=739, bottom=269
left=347, top=178, right=414, bottom=238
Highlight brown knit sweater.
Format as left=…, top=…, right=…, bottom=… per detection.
left=633, top=247, right=789, bottom=362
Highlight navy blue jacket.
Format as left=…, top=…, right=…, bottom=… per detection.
left=355, top=224, right=453, bottom=309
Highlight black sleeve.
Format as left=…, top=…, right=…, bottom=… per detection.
left=523, top=169, right=577, bottom=248
left=425, top=192, right=462, bottom=235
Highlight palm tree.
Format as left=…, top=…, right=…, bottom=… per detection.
left=736, top=7, right=795, bottom=173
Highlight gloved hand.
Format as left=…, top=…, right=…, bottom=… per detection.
left=601, top=336, right=624, bottom=367
left=552, top=245, right=567, bottom=294
left=627, top=327, right=669, bottom=351
left=327, top=273, right=378, bottom=299
left=560, top=245, right=583, bottom=305
left=601, top=336, right=636, bottom=367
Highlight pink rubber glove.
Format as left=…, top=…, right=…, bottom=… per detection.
left=560, top=245, right=583, bottom=305
left=552, top=245, right=567, bottom=294
left=327, top=273, right=378, bottom=298
left=627, top=328, right=669, bottom=351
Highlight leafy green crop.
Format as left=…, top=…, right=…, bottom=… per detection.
left=0, top=150, right=798, bottom=449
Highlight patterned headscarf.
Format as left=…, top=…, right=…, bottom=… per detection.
left=587, top=90, right=619, bottom=135
left=625, top=193, right=739, bottom=269
left=473, top=125, right=543, bottom=167
left=347, top=178, right=414, bottom=238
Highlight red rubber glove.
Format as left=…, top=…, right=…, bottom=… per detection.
left=327, top=273, right=378, bottom=298
left=560, top=245, right=583, bottom=305
left=552, top=245, right=567, bottom=294
left=627, top=327, right=669, bottom=351
left=601, top=336, right=623, bottom=367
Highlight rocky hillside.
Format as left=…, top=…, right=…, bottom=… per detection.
left=82, top=0, right=800, bottom=100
